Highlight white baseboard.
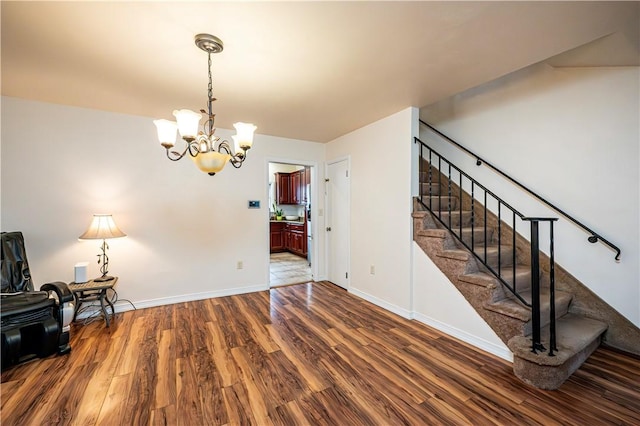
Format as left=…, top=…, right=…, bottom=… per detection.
left=74, top=284, right=268, bottom=319
left=413, top=312, right=513, bottom=362
left=349, top=287, right=413, bottom=319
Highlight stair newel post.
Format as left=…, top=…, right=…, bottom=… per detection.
left=549, top=219, right=558, bottom=356
left=529, top=219, right=545, bottom=354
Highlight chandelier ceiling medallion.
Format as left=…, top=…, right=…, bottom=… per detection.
left=153, top=34, right=256, bottom=176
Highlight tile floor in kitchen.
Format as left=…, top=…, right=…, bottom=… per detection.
left=269, top=252, right=312, bottom=287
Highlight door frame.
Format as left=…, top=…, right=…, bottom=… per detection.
left=325, top=156, right=351, bottom=290
left=266, top=157, right=319, bottom=287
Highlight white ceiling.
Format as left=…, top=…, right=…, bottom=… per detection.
left=2, top=1, right=638, bottom=143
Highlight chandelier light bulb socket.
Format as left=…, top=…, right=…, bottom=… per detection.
left=195, top=33, right=224, bottom=54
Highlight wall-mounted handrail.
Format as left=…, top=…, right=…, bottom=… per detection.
left=419, top=119, right=621, bottom=261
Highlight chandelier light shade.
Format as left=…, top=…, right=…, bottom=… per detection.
left=154, top=33, right=256, bottom=176
left=79, top=214, right=127, bottom=282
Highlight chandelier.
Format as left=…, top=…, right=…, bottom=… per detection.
left=153, top=34, right=256, bottom=176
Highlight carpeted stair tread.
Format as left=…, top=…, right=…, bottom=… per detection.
left=417, top=228, right=448, bottom=239
left=485, top=289, right=573, bottom=323
left=458, top=271, right=499, bottom=288
left=412, top=211, right=428, bottom=219
left=508, top=314, right=608, bottom=366
left=437, top=249, right=471, bottom=262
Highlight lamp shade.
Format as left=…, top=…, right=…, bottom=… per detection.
left=79, top=214, right=127, bottom=240
left=173, top=109, right=202, bottom=140
left=233, top=122, right=256, bottom=150
left=153, top=119, right=178, bottom=147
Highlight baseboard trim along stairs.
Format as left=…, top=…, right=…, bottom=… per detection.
left=412, top=166, right=640, bottom=390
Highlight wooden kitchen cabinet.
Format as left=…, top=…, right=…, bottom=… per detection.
left=286, top=222, right=307, bottom=257
left=270, top=221, right=307, bottom=256
left=270, top=222, right=285, bottom=252
left=276, top=169, right=307, bottom=205
left=275, top=173, right=293, bottom=205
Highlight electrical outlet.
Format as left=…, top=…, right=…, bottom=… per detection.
left=370, top=265, right=375, bottom=275
left=237, top=261, right=243, bottom=270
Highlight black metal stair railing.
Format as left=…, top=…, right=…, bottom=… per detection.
left=419, top=119, right=621, bottom=261
left=415, top=137, right=558, bottom=356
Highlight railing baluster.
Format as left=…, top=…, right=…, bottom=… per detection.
left=484, top=191, right=488, bottom=264
left=459, top=173, right=463, bottom=243
left=498, top=201, right=502, bottom=281
left=549, top=220, right=557, bottom=356
left=513, top=212, right=517, bottom=294
left=438, top=156, right=442, bottom=219
left=471, top=182, right=475, bottom=250
left=428, top=149, right=433, bottom=211
left=448, top=163, right=452, bottom=231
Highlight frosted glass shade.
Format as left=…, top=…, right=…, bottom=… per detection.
left=192, top=151, right=231, bottom=174
left=231, top=135, right=243, bottom=154
left=233, top=122, right=256, bottom=150
left=79, top=214, right=126, bottom=240
left=153, top=119, right=178, bottom=147
left=173, top=109, right=202, bottom=140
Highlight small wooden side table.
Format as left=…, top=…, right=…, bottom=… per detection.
left=68, top=277, right=118, bottom=327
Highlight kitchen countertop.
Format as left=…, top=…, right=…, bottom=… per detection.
left=270, top=219, right=305, bottom=224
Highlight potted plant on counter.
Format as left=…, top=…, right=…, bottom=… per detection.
left=272, top=204, right=283, bottom=221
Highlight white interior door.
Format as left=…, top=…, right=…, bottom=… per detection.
left=326, top=158, right=350, bottom=289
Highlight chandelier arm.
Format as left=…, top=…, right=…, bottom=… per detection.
left=218, top=140, right=232, bottom=155
left=166, top=145, right=190, bottom=161
left=188, top=141, right=201, bottom=157
left=229, top=157, right=244, bottom=168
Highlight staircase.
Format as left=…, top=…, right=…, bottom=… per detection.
left=412, top=125, right=640, bottom=389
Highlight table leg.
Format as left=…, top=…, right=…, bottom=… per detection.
left=99, top=289, right=111, bottom=327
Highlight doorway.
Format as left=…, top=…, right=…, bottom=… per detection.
left=326, top=158, right=350, bottom=289
left=268, top=161, right=313, bottom=287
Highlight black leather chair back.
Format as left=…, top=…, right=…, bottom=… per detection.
left=1, top=232, right=34, bottom=293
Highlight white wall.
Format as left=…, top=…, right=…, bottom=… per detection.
left=326, top=107, right=418, bottom=317
left=412, top=242, right=511, bottom=360
left=421, top=64, right=640, bottom=327
left=1, top=97, right=325, bottom=309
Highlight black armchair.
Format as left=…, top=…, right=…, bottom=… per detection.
left=1, top=231, right=74, bottom=369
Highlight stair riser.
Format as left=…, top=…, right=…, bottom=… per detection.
left=523, top=300, right=571, bottom=336
left=474, top=248, right=514, bottom=269
left=422, top=196, right=459, bottom=211
left=438, top=211, right=473, bottom=228
left=452, top=228, right=494, bottom=245
left=489, top=272, right=533, bottom=301
left=420, top=183, right=441, bottom=196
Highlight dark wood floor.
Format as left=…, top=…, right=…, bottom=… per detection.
left=2, top=281, right=639, bottom=425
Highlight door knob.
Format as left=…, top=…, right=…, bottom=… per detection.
left=326, top=227, right=332, bottom=231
